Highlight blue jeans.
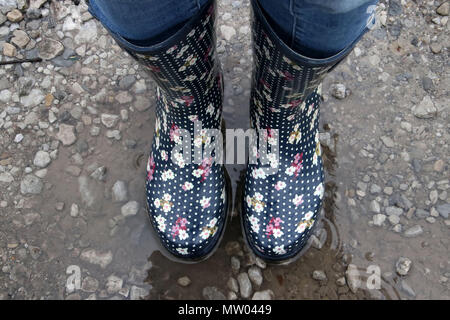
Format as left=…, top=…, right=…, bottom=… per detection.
left=88, top=0, right=377, bottom=58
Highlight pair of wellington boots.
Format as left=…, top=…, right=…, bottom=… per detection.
left=103, top=0, right=356, bottom=264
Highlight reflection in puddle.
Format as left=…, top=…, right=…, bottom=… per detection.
left=143, top=129, right=400, bottom=300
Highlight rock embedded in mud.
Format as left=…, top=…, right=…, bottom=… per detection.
left=80, top=249, right=113, bottom=269
left=437, top=2, right=449, bottom=16
left=330, top=83, right=349, bottom=99
left=130, top=286, right=147, bottom=300
left=0, top=172, right=14, bottom=183
left=372, top=214, right=386, bottom=226
left=227, top=291, right=238, bottom=300
left=90, top=166, right=107, bottom=181
left=395, top=257, right=412, bottom=276
left=436, top=204, right=450, bottom=219
left=121, top=201, right=140, bottom=217
left=345, top=264, right=361, bottom=293
left=252, top=290, right=274, bottom=300
left=403, top=225, right=423, bottom=238
left=202, top=286, right=226, bottom=300
left=7, top=9, right=23, bottom=22
left=312, top=270, right=328, bottom=282
left=20, top=174, right=43, bottom=195
left=101, top=113, right=119, bottom=128
left=106, top=275, right=123, bottom=294
left=33, top=150, right=51, bottom=168
left=38, top=38, right=64, bottom=60
left=412, top=96, right=437, bottom=119
left=248, top=266, right=263, bottom=286
left=112, top=180, right=128, bottom=202
left=57, top=124, right=77, bottom=146
left=2, top=42, right=16, bottom=57
left=227, top=277, right=239, bottom=293
left=230, top=256, right=240, bottom=273
left=237, top=273, right=252, bottom=299
left=81, top=276, right=99, bottom=293
left=177, top=276, right=191, bottom=287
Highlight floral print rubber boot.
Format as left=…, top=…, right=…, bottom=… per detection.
left=104, top=0, right=230, bottom=262
left=242, top=0, right=362, bottom=264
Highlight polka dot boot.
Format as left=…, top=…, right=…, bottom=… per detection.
left=242, top=0, right=358, bottom=264
left=106, top=0, right=229, bottom=262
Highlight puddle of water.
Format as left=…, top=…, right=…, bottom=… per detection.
left=26, top=0, right=448, bottom=301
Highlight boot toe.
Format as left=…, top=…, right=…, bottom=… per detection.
left=243, top=159, right=324, bottom=262
left=146, top=161, right=227, bottom=261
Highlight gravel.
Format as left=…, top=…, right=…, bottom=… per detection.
left=237, top=273, right=252, bottom=299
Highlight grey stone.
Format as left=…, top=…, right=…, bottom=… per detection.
left=177, top=276, right=191, bottom=287
left=106, top=275, right=123, bottom=294
left=74, top=20, right=98, bottom=44
left=415, top=208, right=429, bottom=219
left=26, top=8, right=42, bottom=20
left=311, top=228, right=327, bottom=249
left=380, top=136, right=395, bottom=148
left=38, top=38, right=64, bottom=60
left=11, top=29, right=30, bottom=48
left=33, top=150, right=51, bottom=168
left=370, top=184, right=382, bottom=194
left=0, top=172, right=14, bottom=183
left=331, top=83, right=348, bottom=99
left=346, top=264, right=360, bottom=293
left=227, top=291, right=238, bottom=300
left=101, top=113, right=119, bottom=128
left=312, top=270, right=327, bottom=281
left=237, top=272, right=252, bottom=298
left=220, top=25, right=236, bottom=41
left=248, top=266, right=263, bottom=286
left=388, top=0, right=402, bottom=16
left=134, top=96, right=151, bottom=111
left=81, top=276, right=99, bottom=293
left=412, top=96, right=437, bottom=119
left=78, top=176, right=102, bottom=209
left=388, top=215, right=400, bottom=225
left=90, top=166, right=107, bottom=181
left=252, top=290, right=274, bottom=300
left=403, top=225, right=423, bottom=238
left=57, top=124, right=77, bottom=146
left=20, top=88, right=44, bottom=107
left=437, top=2, right=449, bottom=16
left=202, top=286, right=226, bottom=300
left=20, top=174, right=43, bottom=194
left=130, top=286, right=147, bottom=300
left=395, top=257, right=412, bottom=276
left=112, top=180, right=128, bottom=202
left=385, top=206, right=403, bottom=216
left=80, top=249, right=113, bottom=269
left=372, top=214, right=386, bottom=226
left=121, top=201, right=140, bottom=217
left=230, top=256, right=240, bottom=273
left=227, top=277, right=239, bottom=293
left=436, top=204, right=450, bottom=219
left=119, top=75, right=136, bottom=90
left=370, top=200, right=381, bottom=214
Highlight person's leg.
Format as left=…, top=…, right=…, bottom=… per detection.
left=88, top=0, right=230, bottom=262
left=242, top=0, right=379, bottom=263
left=88, top=0, right=209, bottom=45
left=258, top=0, right=378, bottom=58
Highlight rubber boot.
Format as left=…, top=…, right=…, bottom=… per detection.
left=242, top=0, right=363, bottom=264
left=101, top=0, right=229, bottom=262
